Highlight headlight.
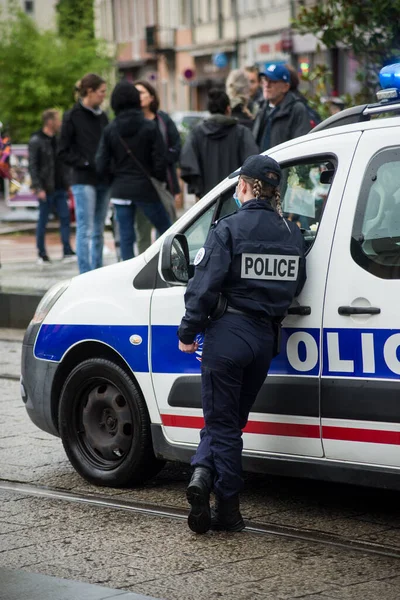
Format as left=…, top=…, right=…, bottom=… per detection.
left=31, top=280, right=71, bottom=325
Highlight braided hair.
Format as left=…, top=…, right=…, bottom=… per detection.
left=241, top=175, right=283, bottom=217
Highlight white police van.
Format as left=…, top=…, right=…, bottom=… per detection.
left=21, top=65, right=400, bottom=490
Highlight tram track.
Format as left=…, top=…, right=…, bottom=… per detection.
left=0, top=374, right=20, bottom=381
left=1, top=479, right=400, bottom=560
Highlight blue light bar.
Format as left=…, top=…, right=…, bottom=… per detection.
left=379, top=63, right=400, bottom=90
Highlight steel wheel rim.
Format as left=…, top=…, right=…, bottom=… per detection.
left=72, top=377, right=134, bottom=470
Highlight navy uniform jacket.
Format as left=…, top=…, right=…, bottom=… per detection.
left=178, top=199, right=306, bottom=344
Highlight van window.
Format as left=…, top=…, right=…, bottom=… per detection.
left=184, top=186, right=236, bottom=263
left=281, top=158, right=335, bottom=251
left=351, top=147, right=400, bottom=279
left=185, top=204, right=215, bottom=263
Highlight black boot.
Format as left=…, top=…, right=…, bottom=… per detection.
left=186, top=467, right=213, bottom=534
left=210, top=494, right=245, bottom=532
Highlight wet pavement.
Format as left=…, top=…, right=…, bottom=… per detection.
left=0, top=230, right=117, bottom=294
left=1, top=332, right=400, bottom=599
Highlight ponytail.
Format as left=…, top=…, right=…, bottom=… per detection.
left=241, top=175, right=282, bottom=216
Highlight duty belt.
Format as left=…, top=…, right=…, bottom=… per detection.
left=226, top=305, right=274, bottom=326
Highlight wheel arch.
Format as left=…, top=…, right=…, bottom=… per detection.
left=51, top=340, right=143, bottom=433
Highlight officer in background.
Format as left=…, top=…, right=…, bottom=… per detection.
left=178, top=155, right=306, bottom=534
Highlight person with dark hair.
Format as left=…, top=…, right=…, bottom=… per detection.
left=180, top=88, right=259, bottom=199
left=29, top=109, right=75, bottom=264
left=178, top=155, right=306, bottom=533
left=58, top=73, right=109, bottom=274
left=285, top=64, right=321, bottom=129
left=133, top=80, right=181, bottom=254
left=95, top=80, right=169, bottom=261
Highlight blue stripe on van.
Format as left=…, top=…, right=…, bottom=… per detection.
left=34, top=324, right=149, bottom=372
left=150, top=326, right=320, bottom=375
left=34, top=324, right=321, bottom=376
left=35, top=324, right=400, bottom=380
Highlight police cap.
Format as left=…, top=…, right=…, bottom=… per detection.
left=228, top=154, right=281, bottom=186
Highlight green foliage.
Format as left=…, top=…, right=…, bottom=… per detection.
left=294, top=0, right=400, bottom=59
left=300, top=63, right=333, bottom=121
left=0, top=3, right=113, bottom=142
left=293, top=0, right=400, bottom=102
left=56, top=0, right=94, bottom=39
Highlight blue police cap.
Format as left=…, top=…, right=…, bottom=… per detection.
left=259, top=64, right=290, bottom=83
left=228, top=154, right=281, bottom=186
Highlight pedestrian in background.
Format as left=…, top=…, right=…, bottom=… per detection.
left=285, top=64, right=321, bottom=129
left=95, top=80, right=169, bottom=261
left=253, top=64, right=311, bottom=152
left=244, top=65, right=264, bottom=116
left=28, top=109, right=75, bottom=264
left=59, top=73, right=109, bottom=274
left=180, top=88, right=259, bottom=199
left=326, top=96, right=346, bottom=116
left=134, top=80, right=181, bottom=254
left=226, top=69, right=254, bottom=129
left=178, top=154, right=306, bottom=533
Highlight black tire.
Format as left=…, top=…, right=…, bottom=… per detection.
left=59, top=358, right=165, bottom=487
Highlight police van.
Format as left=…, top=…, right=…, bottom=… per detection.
left=21, top=65, right=400, bottom=490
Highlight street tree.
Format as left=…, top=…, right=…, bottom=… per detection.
left=56, top=0, right=95, bottom=39
left=0, top=3, right=113, bottom=142
left=293, top=0, right=400, bottom=101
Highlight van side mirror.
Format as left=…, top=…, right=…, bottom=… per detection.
left=159, top=233, right=190, bottom=285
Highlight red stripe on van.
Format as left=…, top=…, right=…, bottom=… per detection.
left=161, top=414, right=320, bottom=438
left=322, top=426, right=400, bottom=445
left=161, top=415, right=400, bottom=445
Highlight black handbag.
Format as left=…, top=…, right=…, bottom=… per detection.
left=117, top=134, right=176, bottom=222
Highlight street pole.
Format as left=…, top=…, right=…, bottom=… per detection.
left=290, top=0, right=297, bottom=69
left=232, top=0, right=239, bottom=68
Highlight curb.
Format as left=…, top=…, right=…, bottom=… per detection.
left=0, top=289, right=44, bottom=329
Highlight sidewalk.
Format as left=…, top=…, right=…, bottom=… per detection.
left=0, top=198, right=118, bottom=328
left=0, top=568, right=160, bottom=600
left=0, top=191, right=196, bottom=328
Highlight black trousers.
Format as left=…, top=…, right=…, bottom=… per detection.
left=191, top=312, right=275, bottom=498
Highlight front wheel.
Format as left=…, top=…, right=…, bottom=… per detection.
left=59, top=358, right=164, bottom=487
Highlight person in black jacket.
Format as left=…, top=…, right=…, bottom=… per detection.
left=180, top=89, right=259, bottom=199
left=178, top=155, right=306, bottom=534
left=95, top=80, right=169, bottom=261
left=58, top=73, right=109, bottom=274
left=28, top=109, right=75, bottom=264
left=252, top=64, right=311, bottom=152
left=134, top=80, right=181, bottom=254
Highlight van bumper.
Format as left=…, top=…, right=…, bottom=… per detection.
left=21, top=322, right=59, bottom=437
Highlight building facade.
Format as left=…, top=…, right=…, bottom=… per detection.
left=94, top=0, right=356, bottom=112
left=0, top=0, right=59, bottom=30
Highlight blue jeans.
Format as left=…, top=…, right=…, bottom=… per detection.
left=72, top=184, right=109, bottom=274
left=115, top=201, right=171, bottom=261
left=36, top=189, right=72, bottom=257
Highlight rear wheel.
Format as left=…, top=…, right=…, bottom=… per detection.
left=59, top=358, right=164, bottom=487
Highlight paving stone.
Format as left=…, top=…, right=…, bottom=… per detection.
left=319, top=576, right=400, bottom=599
left=258, top=508, right=392, bottom=540
left=356, top=527, right=400, bottom=549
left=0, top=521, right=29, bottom=535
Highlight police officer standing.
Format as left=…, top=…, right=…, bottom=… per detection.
left=177, top=154, right=306, bottom=534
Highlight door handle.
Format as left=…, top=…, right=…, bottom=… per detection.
left=338, top=306, right=381, bottom=316
left=287, top=306, right=311, bottom=316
